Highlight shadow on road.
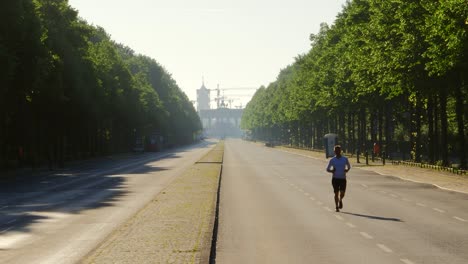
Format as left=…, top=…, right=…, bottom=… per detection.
left=0, top=149, right=193, bottom=242
left=341, top=212, right=403, bottom=222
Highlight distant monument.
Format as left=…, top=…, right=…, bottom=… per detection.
left=196, top=80, right=243, bottom=138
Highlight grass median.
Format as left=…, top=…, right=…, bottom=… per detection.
left=83, top=141, right=224, bottom=264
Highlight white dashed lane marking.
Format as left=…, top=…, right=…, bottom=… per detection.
left=359, top=232, right=373, bottom=239
left=432, top=208, right=445, bottom=213
left=0, top=227, right=13, bottom=234
left=377, top=244, right=393, bottom=253
left=6, top=219, right=17, bottom=224
left=400, top=259, right=416, bottom=264
left=276, top=159, right=432, bottom=264
left=334, top=215, right=344, bottom=221
left=283, top=179, right=423, bottom=264
left=453, top=216, right=467, bottom=222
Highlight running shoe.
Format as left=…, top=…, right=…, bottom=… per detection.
left=339, top=200, right=343, bottom=209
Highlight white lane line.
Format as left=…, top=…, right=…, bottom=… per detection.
left=359, top=232, right=373, bottom=239
left=323, top=207, right=332, bottom=212
left=304, top=192, right=310, bottom=196
left=432, top=208, right=445, bottom=213
left=379, top=190, right=388, bottom=194
left=416, top=203, right=427, bottom=207
left=453, top=216, right=467, bottom=222
left=346, top=222, right=356, bottom=228
left=316, top=201, right=323, bottom=205
left=310, top=197, right=316, bottom=201
left=0, top=227, right=13, bottom=234
left=402, top=198, right=412, bottom=202
left=400, top=259, right=415, bottom=264
left=377, top=244, right=393, bottom=253
left=7, top=219, right=17, bottom=224
left=360, top=184, right=368, bottom=188
left=390, top=194, right=398, bottom=198
left=335, top=215, right=344, bottom=221
left=298, top=189, right=304, bottom=192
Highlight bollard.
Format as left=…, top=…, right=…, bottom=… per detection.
left=365, top=151, right=369, bottom=165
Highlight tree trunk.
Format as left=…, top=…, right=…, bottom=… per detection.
left=434, top=94, right=440, bottom=162
left=347, top=111, right=353, bottom=153
left=414, top=94, right=423, bottom=163
left=378, top=105, right=384, bottom=145
left=427, top=95, right=435, bottom=164
left=359, top=107, right=367, bottom=153
left=339, top=110, right=346, bottom=148
left=439, top=89, right=449, bottom=166
left=454, top=79, right=467, bottom=169
left=384, top=100, right=393, bottom=154
left=371, top=109, right=377, bottom=145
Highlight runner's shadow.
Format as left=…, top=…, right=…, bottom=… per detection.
left=341, top=212, right=403, bottom=222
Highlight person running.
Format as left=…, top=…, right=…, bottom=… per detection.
left=326, top=145, right=351, bottom=212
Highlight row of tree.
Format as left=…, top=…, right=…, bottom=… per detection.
left=242, top=0, right=467, bottom=169
left=1, top=0, right=201, bottom=170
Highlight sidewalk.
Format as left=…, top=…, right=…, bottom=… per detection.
left=277, top=146, right=468, bottom=194
left=82, top=143, right=224, bottom=264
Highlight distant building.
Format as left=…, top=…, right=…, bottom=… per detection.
left=196, top=81, right=210, bottom=111
left=196, top=80, right=243, bottom=138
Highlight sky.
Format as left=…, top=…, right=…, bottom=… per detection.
left=68, top=0, right=348, bottom=109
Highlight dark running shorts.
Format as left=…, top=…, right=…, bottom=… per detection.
left=332, top=178, right=347, bottom=193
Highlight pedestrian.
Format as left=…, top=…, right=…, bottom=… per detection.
left=326, top=145, right=351, bottom=212
left=373, top=142, right=380, bottom=157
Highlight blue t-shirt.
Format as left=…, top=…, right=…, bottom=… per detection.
left=326, top=156, right=351, bottom=179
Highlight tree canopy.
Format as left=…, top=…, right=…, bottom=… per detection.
left=242, top=0, right=467, bottom=169
left=1, top=0, right=201, bottom=169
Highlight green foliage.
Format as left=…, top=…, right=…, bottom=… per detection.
left=0, top=0, right=201, bottom=168
left=243, top=0, right=467, bottom=168
left=422, top=0, right=468, bottom=76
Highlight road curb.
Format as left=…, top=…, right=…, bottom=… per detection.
left=208, top=163, right=222, bottom=264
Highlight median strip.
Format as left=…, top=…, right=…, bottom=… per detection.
left=83, top=142, right=224, bottom=264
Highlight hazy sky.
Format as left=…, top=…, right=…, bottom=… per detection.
left=68, top=0, right=348, bottom=108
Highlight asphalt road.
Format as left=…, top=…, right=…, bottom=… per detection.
left=216, top=139, right=468, bottom=264
left=0, top=141, right=215, bottom=264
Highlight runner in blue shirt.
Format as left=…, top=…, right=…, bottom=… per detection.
left=326, top=145, right=351, bottom=212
